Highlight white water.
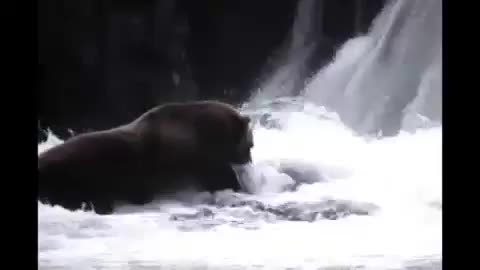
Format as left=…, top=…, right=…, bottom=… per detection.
left=38, top=0, right=442, bottom=268
left=38, top=103, right=441, bottom=269
left=252, top=0, right=317, bottom=101
left=304, top=0, right=442, bottom=135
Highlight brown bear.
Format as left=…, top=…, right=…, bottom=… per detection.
left=38, top=100, right=254, bottom=214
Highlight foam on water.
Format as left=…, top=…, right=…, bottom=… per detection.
left=38, top=101, right=441, bottom=269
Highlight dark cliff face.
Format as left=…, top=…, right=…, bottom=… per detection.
left=180, top=0, right=298, bottom=102
left=38, top=0, right=196, bottom=137
left=37, top=0, right=385, bottom=142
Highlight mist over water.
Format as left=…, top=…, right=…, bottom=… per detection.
left=38, top=0, right=442, bottom=269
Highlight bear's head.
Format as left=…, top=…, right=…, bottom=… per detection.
left=191, top=102, right=254, bottom=165
left=135, top=101, right=254, bottom=166
left=225, top=114, right=254, bottom=165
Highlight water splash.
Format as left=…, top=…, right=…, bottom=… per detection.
left=38, top=106, right=442, bottom=268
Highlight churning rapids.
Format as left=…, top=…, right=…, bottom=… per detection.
left=38, top=102, right=441, bottom=269
left=38, top=0, right=442, bottom=269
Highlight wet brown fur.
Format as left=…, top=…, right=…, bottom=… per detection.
left=38, top=101, right=254, bottom=214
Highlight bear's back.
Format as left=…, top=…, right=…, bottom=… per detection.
left=38, top=130, right=145, bottom=201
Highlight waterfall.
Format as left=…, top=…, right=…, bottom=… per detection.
left=303, top=0, right=442, bottom=135
left=250, top=0, right=317, bottom=103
